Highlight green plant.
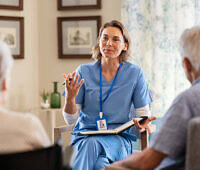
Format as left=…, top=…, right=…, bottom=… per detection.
left=40, top=90, right=49, bottom=103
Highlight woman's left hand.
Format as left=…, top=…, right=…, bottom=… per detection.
left=133, top=116, right=156, bottom=134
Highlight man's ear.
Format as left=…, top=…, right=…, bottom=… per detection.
left=2, top=78, right=7, bottom=91
left=182, top=57, right=192, bottom=73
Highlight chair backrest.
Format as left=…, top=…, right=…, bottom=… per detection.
left=186, top=117, right=200, bottom=170
left=0, top=144, right=63, bottom=170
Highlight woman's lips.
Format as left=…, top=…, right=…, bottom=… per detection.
left=104, top=49, right=113, bottom=53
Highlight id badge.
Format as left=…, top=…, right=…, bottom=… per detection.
left=96, top=115, right=108, bottom=131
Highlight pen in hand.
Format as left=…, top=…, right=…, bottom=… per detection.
left=62, top=77, right=73, bottom=86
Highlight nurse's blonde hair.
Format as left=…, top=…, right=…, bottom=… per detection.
left=92, top=20, right=131, bottom=64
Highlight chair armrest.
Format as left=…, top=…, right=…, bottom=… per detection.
left=54, top=125, right=74, bottom=143
left=105, top=165, right=132, bottom=170
left=186, top=117, right=200, bottom=170
left=141, top=130, right=148, bottom=150
left=141, top=123, right=156, bottom=150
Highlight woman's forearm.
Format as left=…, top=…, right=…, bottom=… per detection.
left=64, top=98, right=77, bottom=114
left=62, top=104, right=81, bottom=125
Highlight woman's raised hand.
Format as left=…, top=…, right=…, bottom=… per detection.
left=63, top=72, right=84, bottom=100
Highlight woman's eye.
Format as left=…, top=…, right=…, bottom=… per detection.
left=113, top=37, right=120, bottom=42
left=103, top=36, right=108, bottom=41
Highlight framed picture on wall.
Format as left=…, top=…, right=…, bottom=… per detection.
left=0, top=16, right=24, bottom=59
left=57, top=16, right=101, bottom=59
left=57, top=0, right=101, bottom=10
left=0, top=0, right=23, bottom=10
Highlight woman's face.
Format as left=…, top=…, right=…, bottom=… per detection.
left=99, top=26, right=127, bottom=60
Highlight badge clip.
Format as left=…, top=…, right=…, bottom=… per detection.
left=96, top=112, right=108, bottom=131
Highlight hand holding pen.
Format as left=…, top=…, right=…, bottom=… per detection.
left=62, top=78, right=73, bottom=86
left=63, top=72, right=84, bottom=100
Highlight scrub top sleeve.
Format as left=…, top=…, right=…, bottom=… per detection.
left=75, top=65, right=85, bottom=105
left=62, top=104, right=81, bottom=125
left=132, top=69, right=152, bottom=109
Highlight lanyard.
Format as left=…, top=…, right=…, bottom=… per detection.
left=100, top=63, right=121, bottom=113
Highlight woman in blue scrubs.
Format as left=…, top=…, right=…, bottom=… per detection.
left=62, top=20, right=155, bottom=170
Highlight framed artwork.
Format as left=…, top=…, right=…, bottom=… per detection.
left=0, top=0, right=23, bottom=10
left=57, top=0, right=101, bottom=10
left=57, top=16, right=101, bottom=59
left=0, top=16, right=24, bottom=59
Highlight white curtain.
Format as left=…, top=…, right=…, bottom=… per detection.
left=122, top=0, right=200, bottom=116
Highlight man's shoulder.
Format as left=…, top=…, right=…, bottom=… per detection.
left=175, top=82, right=200, bottom=105
left=189, top=81, right=200, bottom=94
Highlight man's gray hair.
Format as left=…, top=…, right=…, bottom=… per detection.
left=0, top=40, right=13, bottom=90
left=180, top=26, right=200, bottom=72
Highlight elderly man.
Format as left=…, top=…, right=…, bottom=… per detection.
left=110, top=26, right=200, bottom=170
left=0, top=41, right=50, bottom=153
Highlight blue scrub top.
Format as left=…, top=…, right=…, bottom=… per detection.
left=71, top=61, right=152, bottom=145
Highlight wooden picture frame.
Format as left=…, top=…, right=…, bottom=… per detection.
left=0, top=0, right=23, bottom=10
left=57, top=0, right=101, bottom=10
left=57, top=16, right=101, bottom=59
left=0, top=16, right=24, bottom=59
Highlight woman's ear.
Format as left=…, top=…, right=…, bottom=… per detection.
left=123, top=42, right=128, bottom=51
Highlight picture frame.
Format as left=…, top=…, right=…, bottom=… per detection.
left=0, top=16, right=24, bottom=59
left=0, top=0, right=23, bottom=10
left=57, top=16, right=101, bottom=59
left=57, top=0, right=101, bottom=10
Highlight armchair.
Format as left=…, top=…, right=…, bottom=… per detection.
left=54, top=125, right=148, bottom=150
left=0, top=144, right=74, bottom=170
left=105, top=117, right=200, bottom=170
left=54, top=125, right=148, bottom=170
left=0, top=144, right=64, bottom=170
left=186, top=117, right=200, bottom=170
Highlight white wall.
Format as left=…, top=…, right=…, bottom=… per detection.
left=38, top=0, right=122, bottom=109
left=2, top=0, right=121, bottom=112
left=38, top=0, right=122, bottom=126
left=0, top=0, right=39, bottom=112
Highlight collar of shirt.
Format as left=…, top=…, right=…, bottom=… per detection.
left=192, top=77, right=200, bottom=86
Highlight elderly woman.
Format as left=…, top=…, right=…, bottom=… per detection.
left=62, top=20, right=154, bottom=170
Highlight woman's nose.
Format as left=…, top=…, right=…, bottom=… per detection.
left=106, top=39, right=112, bottom=45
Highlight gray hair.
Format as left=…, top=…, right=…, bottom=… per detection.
left=180, top=26, right=200, bottom=72
left=0, top=41, right=13, bottom=90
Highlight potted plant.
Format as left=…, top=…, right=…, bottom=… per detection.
left=40, top=90, right=50, bottom=109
